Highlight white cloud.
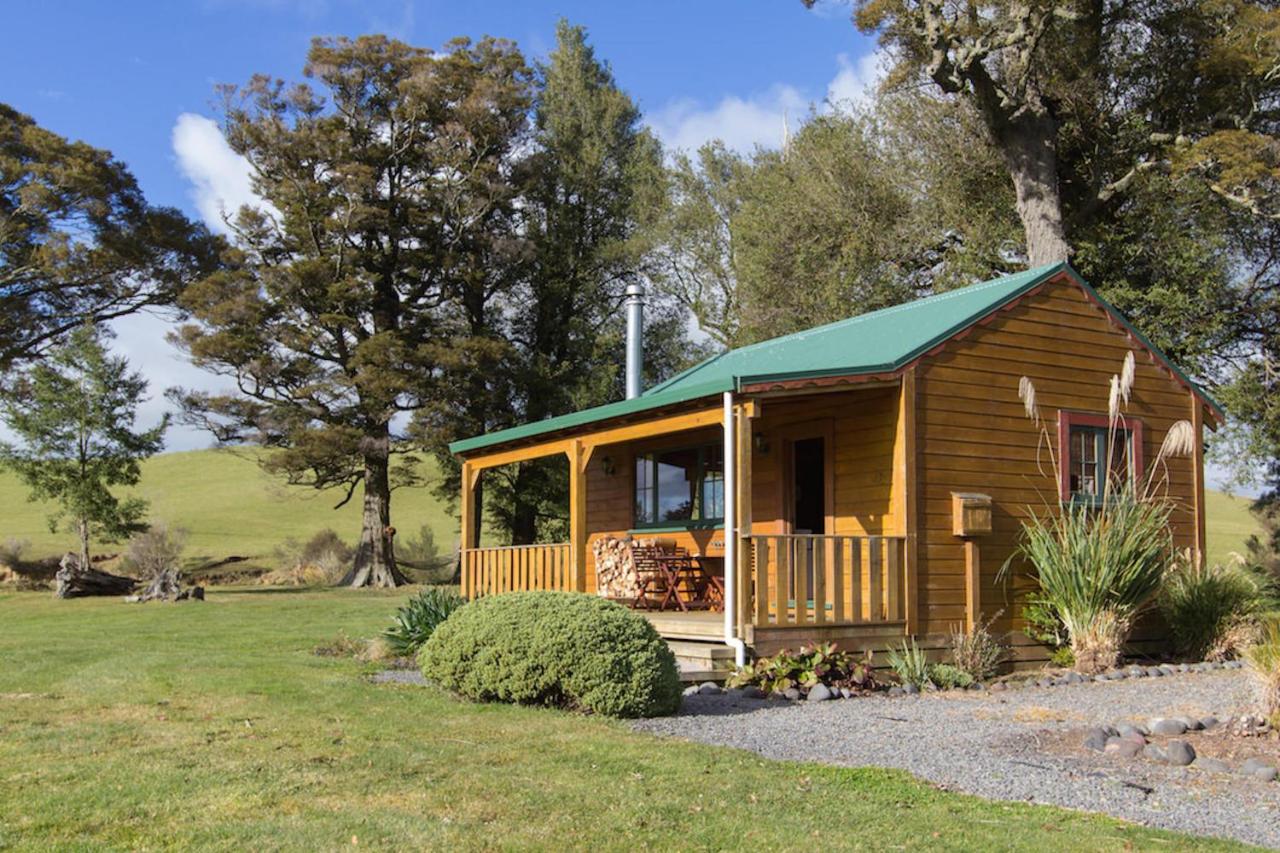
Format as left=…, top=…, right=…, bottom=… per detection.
left=826, top=50, right=886, bottom=113
left=171, top=113, right=268, bottom=236
left=105, top=312, right=226, bottom=452
left=649, top=84, right=810, bottom=155
left=648, top=49, right=888, bottom=156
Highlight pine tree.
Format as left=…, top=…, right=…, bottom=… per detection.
left=0, top=324, right=166, bottom=569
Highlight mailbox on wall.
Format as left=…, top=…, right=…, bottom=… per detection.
left=951, top=492, right=993, bottom=538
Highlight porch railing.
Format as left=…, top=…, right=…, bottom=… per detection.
left=745, top=534, right=907, bottom=628
left=462, top=543, right=573, bottom=598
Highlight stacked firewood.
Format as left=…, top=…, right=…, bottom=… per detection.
left=593, top=537, right=643, bottom=601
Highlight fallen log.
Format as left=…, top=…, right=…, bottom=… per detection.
left=55, top=553, right=136, bottom=599
left=125, top=568, right=204, bottom=603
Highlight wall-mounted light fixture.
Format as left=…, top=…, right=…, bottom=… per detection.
left=600, top=455, right=617, bottom=476
left=753, top=432, right=770, bottom=455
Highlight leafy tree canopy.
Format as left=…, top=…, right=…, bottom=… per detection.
left=0, top=104, right=221, bottom=374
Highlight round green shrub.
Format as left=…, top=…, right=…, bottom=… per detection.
left=418, top=591, right=682, bottom=718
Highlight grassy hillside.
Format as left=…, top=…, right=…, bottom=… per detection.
left=0, top=449, right=457, bottom=569
left=1204, top=488, right=1263, bottom=566
left=0, top=446, right=1263, bottom=570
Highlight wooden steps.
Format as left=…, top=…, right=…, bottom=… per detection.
left=665, top=638, right=735, bottom=682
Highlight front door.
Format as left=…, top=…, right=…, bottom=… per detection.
left=791, top=436, right=826, bottom=535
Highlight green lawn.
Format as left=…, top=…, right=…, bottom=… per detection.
left=0, top=588, right=1249, bottom=851
left=0, top=449, right=457, bottom=570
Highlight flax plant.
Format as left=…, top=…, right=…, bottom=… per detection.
left=1006, top=352, right=1195, bottom=673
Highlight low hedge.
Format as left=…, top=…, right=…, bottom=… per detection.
left=418, top=591, right=682, bottom=718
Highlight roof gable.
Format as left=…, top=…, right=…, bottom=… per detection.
left=450, top=263, right=1221, bottom=456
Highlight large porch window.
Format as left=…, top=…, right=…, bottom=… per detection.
left=634, top=443, right=724, bottom=527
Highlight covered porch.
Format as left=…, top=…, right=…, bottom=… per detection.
left=453, top=374, right=924, bottom=661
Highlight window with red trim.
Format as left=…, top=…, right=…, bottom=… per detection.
left=1057, top=412, right=1145, bottom=503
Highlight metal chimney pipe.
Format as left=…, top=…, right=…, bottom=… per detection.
left=624, top=282, right=645, bottom=400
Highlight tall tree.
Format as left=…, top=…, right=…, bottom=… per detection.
left=650, top=142, right=751, bottom=347
left=0, top=104, right=220, bottom=373
left=828, top=0, right=1280, bottom=265
left=0, top=324, right=165, bottom=570
left=652, top=98, right=1021, bottom=347
left=733, top=113, right=917, bottom=341
left=417, top=21, right=691, bottom=546
left=172, top=35, right=533, bottom=587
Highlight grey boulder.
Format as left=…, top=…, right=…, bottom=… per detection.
left=1165, top=740, right=1196, bottom=766
left=808, top=684, right=833, bottom=702
left=1150, top=718, right=1188, bottom=737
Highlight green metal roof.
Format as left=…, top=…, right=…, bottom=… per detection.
left=450, top=262, right=1222, bottom=455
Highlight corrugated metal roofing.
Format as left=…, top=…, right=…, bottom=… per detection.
left=450, top=262, right=1221, bottom=455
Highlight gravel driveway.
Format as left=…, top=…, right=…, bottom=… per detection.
left=634, top=670, right=1280, bottom=849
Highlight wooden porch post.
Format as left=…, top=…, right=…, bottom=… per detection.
left=899, top=366, right=919, bottom=636
left=1191, top=397, right=1207, bottom=565
left=459, top=460, right=479, bottom=599
left=568, top=439, right=589, bottom=593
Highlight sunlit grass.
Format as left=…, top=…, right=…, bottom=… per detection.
left=0, top=588, right=1250, bottom=850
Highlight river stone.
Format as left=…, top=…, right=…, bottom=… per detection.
left=1178, top=716, right=1204, bottom=731
left=989, top=681, right=1006, bottom=692
left=1146, top=666, right=1164, bottom=678
left=887, top=686, right=905, bottom=697
left=1128, top=666, right=1147, bottom=678
left=1199, top=715, right=1220, bottom=731
left=1178, top=663, right=1190, bottom=672
left=698, top=681, right=724, bottom=695
left=1106, top=739, right=1144, bottom=758
left=839, top=687, right=854, bottom=699
left=1150, top=718, right=1188, bottom=736
left=1083, top=728, right=1110, bottom=751
left=808, top=684, right=833, bottom=702
left=1242, top=758, right=1278, bottom=781
left=1143, top=743, right=1168, bottom=763
left=1194, top=756, right=1232, bottom=773
left=903, top=683, right=920, bottom=695
left=1166, top=740, right=1196, bottom=766
left=1225, top=660, right=1244, bottom=669
left=783, top=687, right=802, bottom=701
left=1117, top=724, right=1146, bottom=742
left=740, top=686, right=767, bottom=700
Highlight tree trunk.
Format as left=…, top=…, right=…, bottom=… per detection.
left=510, top=462, right=538, bottom=546
left=344, top=428, right=409, bottom=588
left=997, top=112, right=1072, bottom=266
left=77, top=518, right=90, bottom=573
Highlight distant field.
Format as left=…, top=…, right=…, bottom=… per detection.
left=0, top=449, right=457, bottom=569
left=0, top=447, right=1262, bottom=570
left=1204, top=489, right=1264, bottom=566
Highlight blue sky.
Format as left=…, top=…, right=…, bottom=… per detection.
left=1, top=0, right=884, bottom=452
left=2, top=0, right=879, bottom=222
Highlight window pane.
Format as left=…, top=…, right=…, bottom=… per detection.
left=1108, top=429, right=1132, bottom=485
left=702, top=445, right=724, bottom=520
left=656, top=447, right=698, bottom=521
left=634, top=454, right=654, bottom=524
left=1069, top=426, right=1100, bottom=497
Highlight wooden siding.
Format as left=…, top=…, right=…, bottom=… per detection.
left=914, top=283, right=1202, bottom=653
left=580, top=388, right=904, bottom=600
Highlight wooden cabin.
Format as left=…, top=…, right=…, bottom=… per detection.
left=448, top=263, right=1222, bottom=671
